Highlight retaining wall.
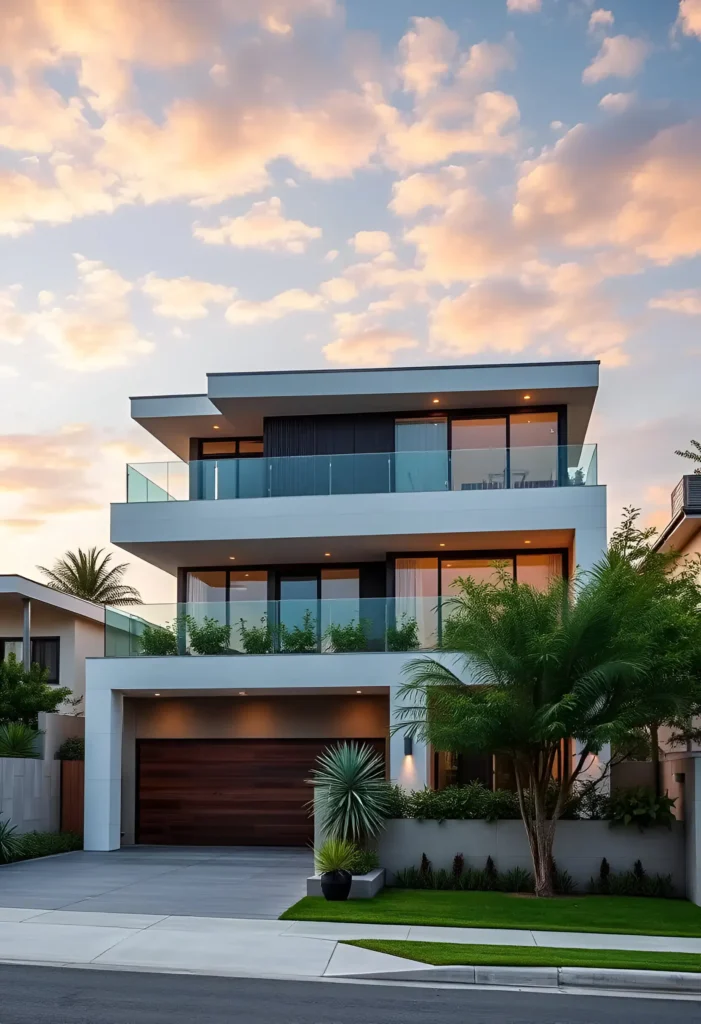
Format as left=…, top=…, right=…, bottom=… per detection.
left=0, top=757, right=60, bottom=834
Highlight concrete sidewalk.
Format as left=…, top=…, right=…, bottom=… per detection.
left=0, top=908, right=700, bottom=981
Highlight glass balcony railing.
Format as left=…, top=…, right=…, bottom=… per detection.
left=125, top=444, right=597, bottom=502
left=105, top=598, right=471, bottom=658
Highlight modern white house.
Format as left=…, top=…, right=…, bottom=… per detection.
left=0, top=575, right=104, bottom=704
left=84, top=360, right=606, bottom=851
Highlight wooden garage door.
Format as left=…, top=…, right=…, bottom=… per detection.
left=136, top=738, right=386, bottom=846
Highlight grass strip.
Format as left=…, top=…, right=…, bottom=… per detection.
left=280, top=890, right=701, bottom=937
left=345, top=939, right=701, bottom=974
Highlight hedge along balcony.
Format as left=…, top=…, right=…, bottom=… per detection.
left=104, top=597, right=454, bottom=657
left=125, top=444, right=598, bottom=502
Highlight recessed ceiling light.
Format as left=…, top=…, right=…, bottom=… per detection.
left=154, top=692, right=161, bottom=696
left=446, top=563, right=452, bottom=568
left=432, top=398, right=440, bottom=404
left=439, top=543, right=445, bottom=547
left=213, top=424, right=220, bottom=429
left=229, top=555, right=236, bottom=560
left=324, top=552, right=331, bottom=557
left=524, top=540, right=532, bottom=545
left=523, top=394, right=532, bottom=400
left=239, top=691, right=247, bottom=696
left=356, top=690, right=362, bottom=694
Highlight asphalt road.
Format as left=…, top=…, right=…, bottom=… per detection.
left=0, top=966, right=700, bottom=1024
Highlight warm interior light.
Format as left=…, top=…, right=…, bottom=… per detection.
left=523, top=394, right=532, bottom=400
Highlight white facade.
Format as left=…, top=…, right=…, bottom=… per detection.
left=86, top=360, right=607, bottom=851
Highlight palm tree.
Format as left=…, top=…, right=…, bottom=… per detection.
left=38, top=547, right=142, bottom=606
left=675, top=439, right=701, bottom=475
left=395, top=556, right=700, bottom=897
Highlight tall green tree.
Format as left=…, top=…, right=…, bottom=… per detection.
left=675, top=439, right=701, bottom=475
left=395, top=552, right=701, bottom=897
left=0, top=655, right=72, bottom=727
left=38, top=547, right=141, bottom=606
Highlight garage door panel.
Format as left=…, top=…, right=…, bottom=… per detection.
left=136, top=738, right=385, bottom=846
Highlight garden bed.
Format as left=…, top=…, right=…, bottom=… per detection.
left=280, top=889, right=701, bottom=937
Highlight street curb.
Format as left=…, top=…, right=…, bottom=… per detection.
left=349, top=964, right=701, bottom=993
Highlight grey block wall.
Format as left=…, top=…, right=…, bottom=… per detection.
left=0, top=757, right=60, bottom=834
left=377, top=819, right=686, bottom=893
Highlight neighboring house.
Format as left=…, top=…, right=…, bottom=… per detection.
left=0, top=575, right=104, bottom=704
left=653, top=475, right=701, bottom=565
left=84, top=360, right=607, bottom=851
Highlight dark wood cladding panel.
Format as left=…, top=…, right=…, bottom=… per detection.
left=137, top=738, right=385, bottom=847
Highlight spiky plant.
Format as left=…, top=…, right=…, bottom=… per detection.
left=307, top=741, right=391, bottom=844
left=0, top=722, right=40, bottom=758
left=38, top=547, right=141, bottom=606
left=0, top=819, right=23, bottom=864
left=314, top=837, right=357, bottom=874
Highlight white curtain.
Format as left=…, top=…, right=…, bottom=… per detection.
left=395, top=558, right=438, bottom=648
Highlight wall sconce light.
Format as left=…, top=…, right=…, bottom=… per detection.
left=404, top=736, right=413, bottom=756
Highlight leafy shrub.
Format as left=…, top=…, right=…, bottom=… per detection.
left=552, top=861, right=577, bottom=895
left=238, top=617, right=274, bottom=654
left=324, top=619, right=369, bottom=653
left=280, top=610, right=318, bottom=653
left=390, top=783, right=521, bottom=822
left=55, top=736, right=85, bottom=761
left=315, top=837, right=357, bottom=873
left=187, top=616, right=231, bottom=655
left=393, top=855, right=536, bottom=894
left=349, top=847, right=379, bottom=875
left=386, top=615, right=420, bottom=652
left=0, top=819, right=23, bottom=863
left=605, top=787, right=676, bottom=831
left=0, top=722, right=40, bottom=758
left=0, top=654, right=72, bottom=727
left=589, top=858, right=676, bottom=898
left=452, top=853, right=464, bottom=881
left=499, top=867, right=534, bottom=893
left=384, top=785, right=410, bottom=818
left=19, top=831, right=82, bottom=860
left=138, top=621, right=178, bottom=656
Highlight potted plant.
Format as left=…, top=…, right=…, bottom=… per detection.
left=314, top=838, right=356, bottom=901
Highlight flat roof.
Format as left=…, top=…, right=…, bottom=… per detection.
left=131, top=360, right=600, bottom=459
left=0, top=575, right=105, bottom=624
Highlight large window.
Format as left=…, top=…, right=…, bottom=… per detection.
left=451, top=417, right=507, bottom=491
left=515, top=553, right=563, bottom=591
left=1, top=638, right=60, bottom=684
left=510, top=412, right=559, bottom=489
left=395, top=418, right=448, bottom=493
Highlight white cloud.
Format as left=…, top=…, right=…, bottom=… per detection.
left=398, top=16, right=458, bottom=96
left=583, top=36, right=650, bottom=83
left=351, top=230, right=392, bottom=254
left=323, top=249, right=339, bottom=263
left=459, top=39, right=516, bottom=84
left=677, top=0, right=701, bottom=39
left=194, top=197, right=321, bottom=253
left=588, top=9, right=615, bottom=33
left=649, top=289, right=701, bottom=315
left=598, top=92, right=637, bottom=112
left=141, top=275, right=236, bottom=319
left=507, top=0, right=541, bottom=12
left=0, top=291, right=31, bottom=345
left=320, top=277, right=358, bottom=303
left=225, top=288, right=325, bottom=325
left=323, top=324, right=418, bottom=366
left=390, top=165, right=468, bottom=217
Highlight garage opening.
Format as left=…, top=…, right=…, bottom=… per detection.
left=136, top=738, right=386, bottom=846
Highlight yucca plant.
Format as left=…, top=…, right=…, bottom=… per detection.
left=307, top=741, right=390, bottom=844
left=0, top=819, right=23, bottom=863
left=0, top=722, right=40, bottom=758
left=314, top=837, right=357, bottom=874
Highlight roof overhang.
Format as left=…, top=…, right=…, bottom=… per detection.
left=653, top=514, right=701, bottom=555
left=0, top=576, right=105, bottom=624
left=131, top=362, right=599, bottom=459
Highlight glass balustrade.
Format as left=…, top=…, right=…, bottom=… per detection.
left=104, top=597, right=476, bottom=657
left=125, top=444, right=598, bottom=502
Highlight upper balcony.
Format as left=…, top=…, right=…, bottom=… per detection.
left=126, top=444, right=598, bottom=503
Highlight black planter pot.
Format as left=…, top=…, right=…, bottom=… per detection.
left=320, top=869, right=352, bottom=901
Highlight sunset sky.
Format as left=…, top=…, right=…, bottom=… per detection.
left=1, top=0, right=700, bottom=602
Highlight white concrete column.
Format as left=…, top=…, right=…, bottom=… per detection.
left=84, top=684, right=123, bottom=851
left=389, top=686, right=429, bottom=791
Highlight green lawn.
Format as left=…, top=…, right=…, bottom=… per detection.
left=346, top=939, right=701, bottom=974
left=280, top=890, right=701, bottom=937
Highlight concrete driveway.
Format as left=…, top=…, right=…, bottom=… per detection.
left=0, top=847, right=312, bottom=919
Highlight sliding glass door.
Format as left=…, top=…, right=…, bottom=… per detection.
left=450, top=417, right=507, bottom=491
left=394, top=418, right=448, bottom=493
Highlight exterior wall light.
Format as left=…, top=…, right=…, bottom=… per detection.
left=404, top=736, right=413, bottom=756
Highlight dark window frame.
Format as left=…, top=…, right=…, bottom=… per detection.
left=0, top=636, right=60, bottom=685
left=197, top=437, right=263, bottom=460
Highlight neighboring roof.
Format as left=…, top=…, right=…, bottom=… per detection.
left=652, top=475, right=701, bottom=554
left=131, top=360, right=600, bottom=460
left=0, top=576, right=105, bottom=625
